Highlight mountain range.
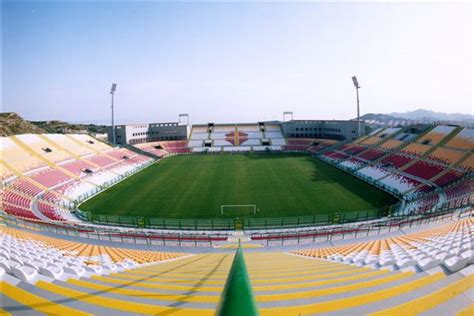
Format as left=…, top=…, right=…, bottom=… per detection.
left=360, top=109, right=473, bottom=126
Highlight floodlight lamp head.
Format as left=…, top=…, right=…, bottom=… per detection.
left=110, top=83, right=117, bottom=94
left=352, top=76, right=360, bottom=89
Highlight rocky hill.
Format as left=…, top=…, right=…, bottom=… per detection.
left=0, top=112, right=107, bottom=137
left=0, top=112, right=46, bottom=136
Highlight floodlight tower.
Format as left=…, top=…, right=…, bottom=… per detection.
left=110, top=83, right=117, bottom=144
left=351, top=76, right=361, bottom=138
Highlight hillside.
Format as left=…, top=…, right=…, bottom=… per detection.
left=0, top=112, right=46, bottom=136
left=389, top=109, right=474, bottom=123
left=360, top=108, right=473, bottom=127
left=0, top=112, right=107, bottom=137
left=30, top=120, right=107, bottom=134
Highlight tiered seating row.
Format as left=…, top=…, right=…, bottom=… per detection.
left=342, top=145, right=366, bottom=155
left=323, top=151, right=349, bottom=161
left=2, top=204, right=39, bottom=220
left=357, top=149, right=385, bottom=161
left=446, top=128, right=474, bottom=150
left=429, top=147, right=465, bottom=165
left=380, top=139, right=403, bottom=149
left=44, top=134, right=96, bottom=156
left=404, top=161, right=445, bottom=180
left=15, top=134, right=72, bottom=163
left=30, top=168, right=72, bottom=188
left=2, top=191, right=31, bottom=209
left=417, top=125, right=457, bottom=145
left=1, top=224, right=472, bottom=315
left=434, top=170, right=462, bottom=187
left=1, top=134, right=154, bottom=222
left=402, top=143, right=432, bottom=156
left=1, top=137, right=47, bottom=174
left=158, top=141, right=190, bottom=154
left=134, top=142, right=169, bottom=157
left=0, top=227, right=188, bottom=284
left=381, top=154, right=413, bottom=169
left=59, top=159, right=96, bottom=175
left=340, top=159, right=364, bottom=170
left=85, top=154, right=117, bottom=168
left=404, top=193, right=439, bottom=215
left=378, top=173, right=421, bottom=193
left=293, top=219, right=473, bottom=273
left=284, top=138, right=321, bottom=151
left=10, top=179, right=43, bottom=197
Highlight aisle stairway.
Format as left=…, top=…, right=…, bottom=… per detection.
left=2, top=250, right=472, bottom=315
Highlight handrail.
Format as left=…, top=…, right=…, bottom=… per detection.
left=216, top=245, right=258, bottom=316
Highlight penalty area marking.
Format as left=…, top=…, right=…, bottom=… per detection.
left=220, top=204, right=258, bottom=215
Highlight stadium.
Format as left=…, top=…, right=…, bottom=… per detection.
left=1, top=2, right=472, bottom=316
left=1, top=119, right=473, bottom=315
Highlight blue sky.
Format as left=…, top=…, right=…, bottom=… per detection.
left=2, top=1, right=472, bottom=124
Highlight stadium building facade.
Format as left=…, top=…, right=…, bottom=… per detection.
left=107, top=122, right=189, bottom=145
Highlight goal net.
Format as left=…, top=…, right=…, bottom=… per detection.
left=221, top=204, right=257, bottom=216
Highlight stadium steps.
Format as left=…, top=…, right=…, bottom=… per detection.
left=278, top=125, right=287, bottom=145
left=413, top=125, right=436, bottom=143
left=9, top=135, right=58, bottom=169
left=2, top=249, right=472, bottom=315
left=28, top=198, right=52, bottom=221
left=38, top=134, right=132, bottom=183
left=428, top=151, right=472, bottom=185
left=64, top=134, right=109, bottom=158
left=316, top=138, right=352, bottom=156
left=235, top=125, right=239, bottom=146
left=0, top=158, right=22, bottom=179
left=32, top=134, right=103, bottom=189
left=367, top=126, right=419, bottom=163
left=11, top=134, right=82, bottom=181
left=443, top=151, right=473, bottom=172
left=403, top=126, right=467, bottom=192
left=36, top=134, right=101, bottom=170
left=400, top=125, right=458, bottom=169
left=354, top=134, right=372, bottom=144
left=435, top=126, right=464, bottom=148
left=371, top=127, right=406, bottom=148
left=393, top=125, right=437, bottom=170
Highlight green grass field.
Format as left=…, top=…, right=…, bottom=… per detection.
left=80, top=153, right=397, bottom=219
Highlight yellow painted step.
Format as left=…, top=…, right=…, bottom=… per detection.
left=370, top=274, right=474, bottom=316
left=1, top=281, right=91, bottom=316
left=126, top=263, right=355, bottom=280
left=36, top=280, right=214, bottom=315
left=458, top=304, right=474, bottom=316
left=256, top=271, right=413, bottom=302
left=0, top=308, right=11, bottom=316
left=253, top=269, right=389, bottom=292
left=92, top=268, right=388, bottom=293
left=259, top=272, right=445, bottom=316
left=67, top=278, right=220, bottom=303
left=69, top=271, right=411, bottom=304
left=91, top=274, right=223, bottom=292
left=111, top=266, right=371, bottom=286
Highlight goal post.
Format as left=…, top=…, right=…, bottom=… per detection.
left=221, top=204, right=257, bottom=215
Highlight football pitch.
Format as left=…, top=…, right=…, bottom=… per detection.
left=80, top=153, right=397, bottom=219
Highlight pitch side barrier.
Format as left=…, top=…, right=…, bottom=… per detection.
left=1, top=208, right=471, bottom=248
left=73, top=207, right=391, bottom=230
left=0, top=213, right=228, bottom=247
left=250, top=208, right=473, bottom=245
